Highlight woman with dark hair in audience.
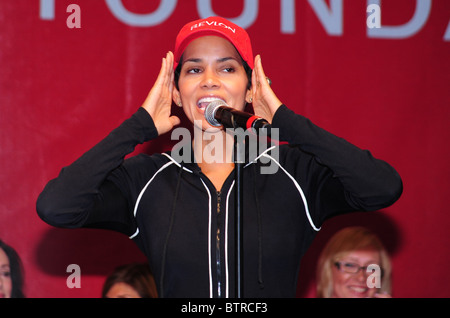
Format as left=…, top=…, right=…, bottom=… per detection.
left=0, top=239, right=25, bottom=298
left=102, top=263, right=158, bottom=298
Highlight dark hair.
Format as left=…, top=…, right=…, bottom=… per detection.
left=174, top=54, right=252, bottom=91
left=0, top=240, right=25, bottom=298
left=102, top=263, right=158, bottom=298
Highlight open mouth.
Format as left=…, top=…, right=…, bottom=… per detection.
left=197, top=97, right=226, bottom=111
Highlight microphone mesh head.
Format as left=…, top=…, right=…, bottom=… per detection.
left=204, top=100, right=227, bottom=127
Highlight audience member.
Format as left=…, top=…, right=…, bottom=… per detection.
left=0, top=239, right=25, bottom=298
left=102, top=263, right=158, bottom=298
left=316, top=226, right=391, bottom=298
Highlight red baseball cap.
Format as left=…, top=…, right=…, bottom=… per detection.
left=173, top=16, right=254, bottom=70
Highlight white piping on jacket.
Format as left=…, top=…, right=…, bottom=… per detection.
left=162, top=153, right=194, bottom=173
left=224, top=180, right=235, bottom=298
left=130, top=153, right=193, bottom=239
left=129, top=149, right=319, bottom=299
left=200, top=179, right=214, bottom=298
left=199, top=179, right=234, bottom=298
left=258, top=153, right=321, bottom=232
left=247, top=146, right=320, bottom=231
left=129, top=160, right=175, bottom=239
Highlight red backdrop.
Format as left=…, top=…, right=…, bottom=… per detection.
left=0, top=0, right=449, bottom=298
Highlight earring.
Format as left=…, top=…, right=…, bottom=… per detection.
left=178, top=101, right=182, bottom=106
left=249, top=97, right=253, bottom=103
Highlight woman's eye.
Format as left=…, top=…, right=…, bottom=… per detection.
left=0, top=271, right=11, bottom=277
left=223, top=67, right=235, bottom=73
left=187, top=68, right=201, bottom=74
left=343, top=263, right=358, bottom=269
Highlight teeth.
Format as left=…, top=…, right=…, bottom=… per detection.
left=349, top=286, right=367, bottom=293
left=197, top=97, right=225, bottom=109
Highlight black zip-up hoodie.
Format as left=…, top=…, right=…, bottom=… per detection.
left=36, top=105, right=402, bottom=298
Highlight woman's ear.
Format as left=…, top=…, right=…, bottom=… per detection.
left=173, top=87, right=182, bottom=107
left=245, top=89, right=253, bottom=104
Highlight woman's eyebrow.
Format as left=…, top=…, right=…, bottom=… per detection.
left=341, top=258, right=379, bottom=265
left=183, top=58, right=202, bottom=64
left=217, top=57, right=239, bottom=63
left=183, top=57, right=239, bottom=64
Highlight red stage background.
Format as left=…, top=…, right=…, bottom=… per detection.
left=1, top=0, right=449, bottom=298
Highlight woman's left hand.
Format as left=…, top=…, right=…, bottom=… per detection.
left=251, top=55, right=283, bottom=123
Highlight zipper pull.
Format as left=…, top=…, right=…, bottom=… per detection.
left=216, top=191, right=221, bottom=214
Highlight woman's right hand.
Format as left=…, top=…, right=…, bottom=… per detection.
left=141, top=51, right=180, bottom=136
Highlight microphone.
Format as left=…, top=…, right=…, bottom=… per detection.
left=204, top=100, right=271, bottom=135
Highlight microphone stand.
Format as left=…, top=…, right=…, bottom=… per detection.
left=233, top=127, right=245, bottom=299
left=233, top=125, right=271, bottom=298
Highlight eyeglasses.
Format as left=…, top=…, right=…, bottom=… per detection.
left=334, top=261, right=384, bottom=277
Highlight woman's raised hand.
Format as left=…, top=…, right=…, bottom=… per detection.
left=141, top=51, right=180, bottom=136
left=251, top=55, right=283, bottom=124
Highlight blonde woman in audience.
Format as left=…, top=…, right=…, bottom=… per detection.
left=316, top=226, right=392, bottom=298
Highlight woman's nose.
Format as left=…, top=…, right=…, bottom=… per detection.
left=201, top=69, right=220, bottom=89
left=354, top=268, right=369, bottom=282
